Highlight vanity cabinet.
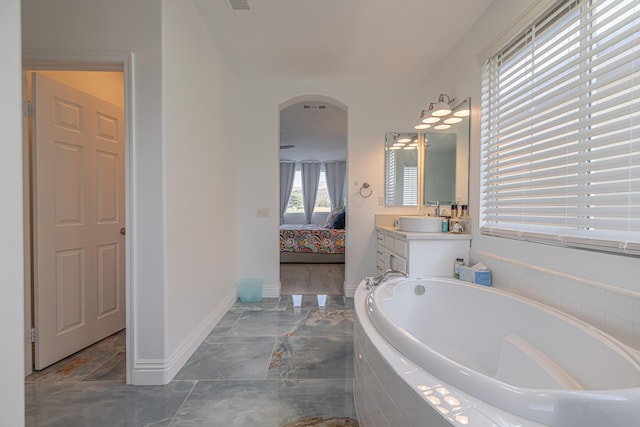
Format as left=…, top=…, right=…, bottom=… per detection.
left=376, top=227, right=471, bottom=278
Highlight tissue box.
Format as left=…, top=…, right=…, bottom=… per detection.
left=459, top=265, right=491, bottom=286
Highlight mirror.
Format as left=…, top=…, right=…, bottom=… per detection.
left=423, top=98, right=470, bottom=207
left=383, top=98, right=470, bottom=209
left=384, top=132, right=419, bottom=206
left=423, top=133, right=456, bottom=203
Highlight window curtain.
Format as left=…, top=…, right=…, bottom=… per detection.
left=279, top=161, right=296, bottom=223
left=325, top=161, right=346, bottom=210
left=301, top=162, right=321, bottom=224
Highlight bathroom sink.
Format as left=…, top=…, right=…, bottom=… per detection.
left=397, top=216, right=443, bottom=233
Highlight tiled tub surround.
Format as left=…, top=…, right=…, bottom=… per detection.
left=26, top=296, right=358, bottom=427
left=353, top=279, right=640, bottom=426
left=471, top=250, right=640, bottom=350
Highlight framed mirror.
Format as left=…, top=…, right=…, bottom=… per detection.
left=383, top=98, right=470, bottom=209
left=423, top=98, right=470, bottom=207
left=384, top=132, right=419, bottom=206
left=423, top=133, right=456, bottom=204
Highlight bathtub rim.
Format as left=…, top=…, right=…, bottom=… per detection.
left=354, top=280, right=543, bottom=427
left=362, top=277, right=640, bottom=426
left=370, top=276, right=640, bottom=380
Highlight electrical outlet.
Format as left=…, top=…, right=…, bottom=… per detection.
left=378, top=195, right=384, bottom=206
left=256, top=208, right=269, bottom=218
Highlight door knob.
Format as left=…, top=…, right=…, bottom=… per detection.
left=120, top=227, right=126, bottom=235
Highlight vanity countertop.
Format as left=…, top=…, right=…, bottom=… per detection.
left=376, top=225, right=472, bottom=241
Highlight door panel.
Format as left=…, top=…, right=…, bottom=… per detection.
left=32, top=73, right=125, bottom=369
left=55, top=248, right=85, bottom=333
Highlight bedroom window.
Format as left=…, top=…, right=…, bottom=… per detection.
left=286, top=170, right=331, bottom=213
left=314, top=171, right=331, bottom=213
left=480, top=0, right=640, bottom=256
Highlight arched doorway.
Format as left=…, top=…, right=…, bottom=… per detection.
left=278, top=96, right=348, bottom=300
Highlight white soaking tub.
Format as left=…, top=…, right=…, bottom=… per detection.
left=353, top=277, right=640, bottom=427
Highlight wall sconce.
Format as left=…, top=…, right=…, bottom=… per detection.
left=432, top=94, right=455, bottom=117
left=414, top=95, right=469, bottom=130
left=388, top=132, right=419, bottom=150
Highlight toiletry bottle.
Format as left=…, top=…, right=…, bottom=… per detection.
left=451, top=203, right=458, bottom=219
left=442, top=218, right=449, bottom=233
left=454, top=258, right=464, bottom=278
left=461, top=205, right=468, bottom=217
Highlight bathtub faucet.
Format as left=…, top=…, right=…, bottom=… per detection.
left=366, top=269, right=408, bottom=290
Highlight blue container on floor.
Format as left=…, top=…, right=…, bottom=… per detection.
left=239, top=278, right=263, bottom=302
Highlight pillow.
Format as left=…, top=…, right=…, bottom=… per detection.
left=329, top=209, right=345, bottom=229
left=325, top=206, right=345, bottom=228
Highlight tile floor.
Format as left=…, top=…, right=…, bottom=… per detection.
left=25, top=295, right=358, bottom=427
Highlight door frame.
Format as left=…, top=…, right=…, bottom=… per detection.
left=277, top=94, right=349, bottom=296
left=23, top=50, right=135, bottom=384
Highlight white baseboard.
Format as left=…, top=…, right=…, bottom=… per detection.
left=345, top=282, right=359, bottom=298
left=130, top=289, right=237, bottom=385
left=263, top=281, right=280, bottom=298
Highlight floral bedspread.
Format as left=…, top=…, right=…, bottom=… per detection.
left=279, top=224, right=346, bottom=254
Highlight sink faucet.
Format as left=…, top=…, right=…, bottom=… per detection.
left=426, top=200, right=440, bottom=217
left=366, top=269, right=409, bottom=290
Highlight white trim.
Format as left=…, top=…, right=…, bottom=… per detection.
left=345, top=282, right=357, bottom=298
left=22, top=50, right=136, bottom=383
left=263, top=282, right=280, bottom=298
left=476, top=0, right=555, bottom=65
left=131, top=288, right=237, bottom=385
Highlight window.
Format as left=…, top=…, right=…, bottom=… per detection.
left=286, top=169, right=331, bottom=213
left=481, top=0, right=640, bottom=256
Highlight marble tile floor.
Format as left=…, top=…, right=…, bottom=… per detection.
left=25, top=295, right=358, bottom=427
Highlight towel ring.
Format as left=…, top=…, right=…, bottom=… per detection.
left=359, top=182, right=373, bottom=198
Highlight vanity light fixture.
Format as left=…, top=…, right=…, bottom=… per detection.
left=432, top=94, right=455, bottom=117
left=421, top=103, right=441, bottom=124
left=398, top=136, right=412, bottom=143
left=453, top=101, right=470, bottom=117
left=434, top=124, right=451, bottom=130
left=415, top=96, right=457, bottom=128
left=444, top=117, right=463, bottom=124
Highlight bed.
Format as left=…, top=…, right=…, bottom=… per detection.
left=279, top=224, right=345, bottom=263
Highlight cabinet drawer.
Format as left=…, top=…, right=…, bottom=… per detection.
left=394, top=239, right=407, bottom=257
left=383, top=234, right=394, bottom=249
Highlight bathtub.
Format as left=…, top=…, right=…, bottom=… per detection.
left=353, top=277, right=640, bottom=427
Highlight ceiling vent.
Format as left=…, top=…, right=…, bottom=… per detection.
left=303, top=104, right=327, bottom=110
left=228, top=0, right=250, bottom=11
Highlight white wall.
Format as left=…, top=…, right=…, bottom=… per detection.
left=22, top=0, right=167, bottom=382
left=0, top=1, right=25, bottom=425
left=234, top=79, right=429, bottom=296
left=422, top=0, right=640, bottom=348
left=21, top=0, right=238, bottom=384
left=163, top=0, right=238, bottom=375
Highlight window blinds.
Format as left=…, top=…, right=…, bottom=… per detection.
left=480, top=0, right=640, bottom=256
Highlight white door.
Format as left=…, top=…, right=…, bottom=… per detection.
left=32, top=73, right=125, bottom=370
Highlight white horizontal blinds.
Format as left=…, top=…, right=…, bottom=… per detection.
left=481, top=0, right=640, bottom=255
left=402, top=166, right=418, bottom=205
left=385, top=149, right=397, bottom=205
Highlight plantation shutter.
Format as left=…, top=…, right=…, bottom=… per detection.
left=480, top=0, right=640, bottom=256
